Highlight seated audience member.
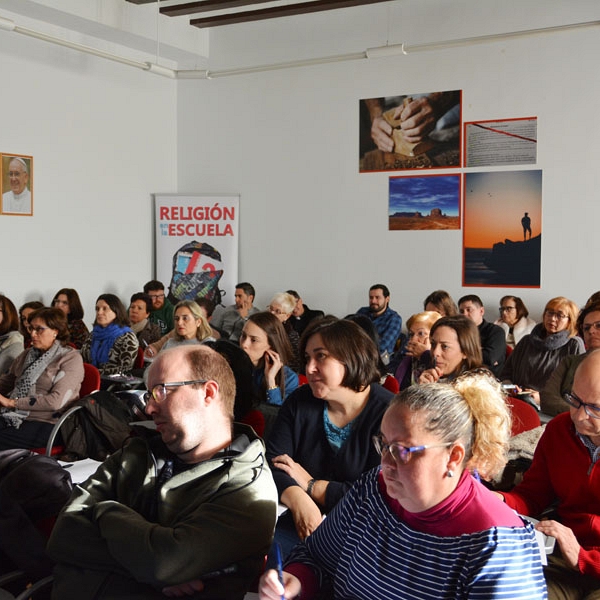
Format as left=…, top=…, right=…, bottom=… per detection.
left=286, top=290, right=324, bottom=337
left=418, top=315, right=483, bottom=384
left=128, top=292, right=162, bottom=348
left=260, top=372, right=546, bottom=600
left=240, top=312, right=299, bottom=407
left=458, top=294, right=506, bottom=376
left=498, top=350, right=600, bottom=598
left=211, top=282, right=259, bottom=342
left=541, top=300, right=600, bottom=416
left=0, top=296, right=24, bottom=375
left=266, top=317, right=394, bottom=558
left=48, top=345, right=278, bottom=600
left=196, top=296, right=221, bottom=339
left=494, top=295, right=536, bottom=348
left=0, top=307, right=83, bottom=450
left=204, top=339, right=262, bottom=427
left=18, top=300, right=44, bottom=348
left=81, top=294, right=139, bottom=376
left=423, top=289, right=459, bottom=317
left=388, top=311, right=441, bottom=390
left=52, top=288, right=89, bottom=349
left=268, top=292, right=301, bottom=372
left=161, top=300, right=214, bottom=351
left=344, top=313, right=398, bottom=392
left=501, top=296, right=584, bottom=408
left=356, top=283, right=402, bottom=360
left=143, top=280, right=175, bottom=336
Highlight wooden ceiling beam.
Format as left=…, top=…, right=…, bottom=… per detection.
left=160, top=1, right=275, bottom=17
left=189, top=0, right=392, bottom=28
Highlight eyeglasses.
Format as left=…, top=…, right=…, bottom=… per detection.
left=544, top=310, right=568, bottom=321
left=372, top=435, right=452, bottom=464
left=267, top=306, right=287, bottom=316
left=499, top=306, right=516, bottom=313
left=30, top=326, right=50, bottom=334
left=564, top=391, right=600, bottom=419
left=583, top=321, right=600, bottom=334
left=148, top=294, right=165, bottom=300
left=143, top=379, right=207, bottom=404
left=8, top=171, right=25, bottom=177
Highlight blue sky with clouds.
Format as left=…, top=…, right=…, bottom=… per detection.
left=389, top=175, right=460, bottom=216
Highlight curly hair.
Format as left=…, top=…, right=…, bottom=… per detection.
left=391, top=370, right=510, bottom=480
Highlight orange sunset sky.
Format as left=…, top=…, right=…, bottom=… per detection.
left=463, top=170, right=542, bottom=249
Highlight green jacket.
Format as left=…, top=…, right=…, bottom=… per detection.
left=48, top=424, right=278, bottom=599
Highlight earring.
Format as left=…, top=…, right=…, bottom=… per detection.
left=446, top=469, right=454, bottom=478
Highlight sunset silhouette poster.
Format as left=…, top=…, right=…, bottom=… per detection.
left=463, top=170, right=542, bottom=287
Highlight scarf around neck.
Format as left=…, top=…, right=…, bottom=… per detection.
left=90, top=323, right=131, bottom=366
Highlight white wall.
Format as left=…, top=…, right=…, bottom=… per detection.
left=177, top=0, right=600, bottom=323
left=0, top=23, right=177, bottom=323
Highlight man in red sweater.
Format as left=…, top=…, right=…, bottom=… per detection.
left=501, top=349, right=600, bottom=598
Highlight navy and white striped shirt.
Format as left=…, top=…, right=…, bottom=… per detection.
left=287, top=467, right=547, bottom=599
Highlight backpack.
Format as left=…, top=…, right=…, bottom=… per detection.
left=58, top=391, right=135, bottom=461
left=167, top=241, right=224, bottom=307
left=0, top=449, right=72, bottom=578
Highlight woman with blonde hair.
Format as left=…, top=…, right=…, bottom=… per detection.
left=259, top=371, right=546, bottom=599
left=501, top=296, right=584, bottom=407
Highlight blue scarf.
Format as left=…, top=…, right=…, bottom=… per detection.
left=90, top=323, right=131, bottom=367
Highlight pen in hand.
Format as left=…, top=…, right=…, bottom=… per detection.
left=275, top=542, right=285, bottom=600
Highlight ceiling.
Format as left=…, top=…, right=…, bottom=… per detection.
left=125, top=0, right=392, bottom=29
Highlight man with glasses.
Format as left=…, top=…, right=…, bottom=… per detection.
left=143, top=279, right=175, bottom=336
left=48, top=345, right=278, bottom=599
left=499, top=349, right=600, bottom=597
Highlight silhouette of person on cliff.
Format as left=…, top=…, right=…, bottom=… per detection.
left=521, top=212, right=532, bottom=241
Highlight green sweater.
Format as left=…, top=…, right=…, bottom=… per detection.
left=48, top=424, right=278, bottom=599
left=149, top=299, right=175, bottom=336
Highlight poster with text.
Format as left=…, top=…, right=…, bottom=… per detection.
left=463, top=171, right=542, bottom=287
left=359, top=90, right=462, bottom=172
left=389, top=174, right=460, bottom=231
left=154, top=194, right=239, bottom=308
left=465, top=117, right=537, bottom=167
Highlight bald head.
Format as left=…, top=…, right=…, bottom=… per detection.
left=571, top=349, right=600, bottom=444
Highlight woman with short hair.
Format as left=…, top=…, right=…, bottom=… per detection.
left=268, top=292, right=301, bottom=371
left=259, top=372, right=546, bottom=600
left=128, top=292, right=163, bottom=348
left=81, top=294, right=139, bottom=376
left=266, top=317, right=394, bottom=558
left=494, top=295, right=536, bottom=348
left=52, top=288, right=89, bottom=349
left=389, top=310, right=441, bottom=389
left=0, top=307, right=84, bottom=449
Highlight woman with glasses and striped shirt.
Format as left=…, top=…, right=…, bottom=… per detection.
left=259, top=371, right=546, bottom=600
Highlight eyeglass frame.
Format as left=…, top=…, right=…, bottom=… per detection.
left=144, top=379, right=208, bottom=404
left=372, top=435, right=452, bottom=464
left=544, top=309, right=569, bottom=321
left=564, top=391, right=600, bottom=419
left=499, top=306, right=517, bottom=313
left=582, top=321, right=600, bottom=334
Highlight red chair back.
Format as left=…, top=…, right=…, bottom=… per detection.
left=298, top=374, right=308, bottom=386
left=507, top=396, right=541, bottom=436
left=134, top=347, right=145, bottom=370
left=240, top=409, right=265, bottom=438
left=80, top=363, right=101, bottom=397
